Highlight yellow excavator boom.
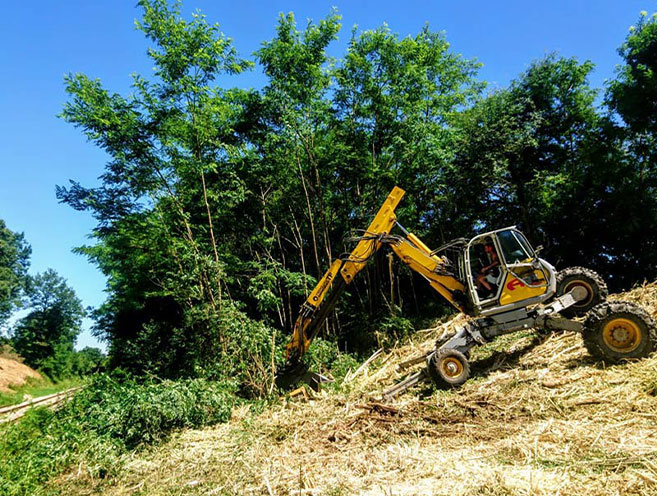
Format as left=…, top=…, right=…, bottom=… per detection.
left=284, top=186, right=467, bottom=365
left=285, top=186, right=405, bottom=361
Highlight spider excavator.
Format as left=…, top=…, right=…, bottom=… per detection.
left=278, top=187, right=656, bottom=397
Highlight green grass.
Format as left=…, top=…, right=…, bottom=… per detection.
left=0, top=377, right=85, bottom=408
left=0, top=374, right=235, bottom=496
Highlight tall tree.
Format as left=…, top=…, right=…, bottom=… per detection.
left=607, top=11, right=657, bottom=140
left=58, top=0, right=484, bottom=378
left=57, top=0, right=278, bottom=389
left=333, top=25, right=482, bottom=239
left=60, top=0, right=657, bottom=385
left=603, top=10, right=657, bottom=286
left=12, top=269, right=85, bottom=379
left=71, top=346, right=105, bottom=375
left=0, top=219, right=31, bottom=328
left=452, top=51, right=657, bottom=289
left=451, top=56, right=600, bottom=240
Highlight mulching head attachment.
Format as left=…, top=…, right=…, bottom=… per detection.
left=276, top=360, right=333, bottom=392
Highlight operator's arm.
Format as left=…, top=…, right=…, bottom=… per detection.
left=481, top=252, right=501, bottom=273
left=481, top=260, right=500, bottom=273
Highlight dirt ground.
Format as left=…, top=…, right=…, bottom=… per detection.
left=0, top=356, right=41, bottom=393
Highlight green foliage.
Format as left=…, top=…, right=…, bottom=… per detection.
left=0, top=374, right=234, bottom=496
left=72, top=346, right=105, bottom=374
left=56, top=1, right=657, bottom=388
left=452, top=55, right=598, bottom=236
left=607, top=11, right=657, bottom=136
left=78, top=374, right=234, bottom=447
left=7, top=3, right=657, bottom=492
left=303, top=337, right=359, bottom=384
left=601, top=10, right=657, bottom=286
left=57, top=0, right=260, bottom=384
left=208, top=303, right=281, bottom=397
left=375, top=313, right=415, bottom=345
left=57, top=0, right=483, bottom=383
left=451, top=51, right=657, bottom=287
left=333, top=24, right=482, bottom=209
left=0, top=219, right=31, bottom=328
left=11, top=269, right=86, bottom=380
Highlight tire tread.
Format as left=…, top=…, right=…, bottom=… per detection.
left=582, top=300, right=656, bottom=362
left=556, top=267, right=608, bottom=317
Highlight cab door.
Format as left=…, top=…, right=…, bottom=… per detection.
left=495, top=229, right=548, bottom=306
left=465, top=234, right=507, bottom=307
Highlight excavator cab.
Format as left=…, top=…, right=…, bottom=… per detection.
left=463, top=228, right=554, bottom=315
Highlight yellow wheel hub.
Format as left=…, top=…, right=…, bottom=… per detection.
left=602, top=318, right=642, bottom=353
left=564, top=280, right=594, bottom=307
left=441, top=357, right=464, bottom=378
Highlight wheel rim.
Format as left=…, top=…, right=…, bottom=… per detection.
left=441, top=357, right=464, bottom=378
left=564, top=280, right=594, bottom=307
left=602, top=318, right=642, bottom=353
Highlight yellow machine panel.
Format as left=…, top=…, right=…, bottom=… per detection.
left=498, top=269, right=548, bottom=306
left=340, top=186, right=405, bottom=283
left=307, top=259, right=343, bottom=309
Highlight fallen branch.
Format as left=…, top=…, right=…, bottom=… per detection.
left=344, top=348, right=383, bottom=383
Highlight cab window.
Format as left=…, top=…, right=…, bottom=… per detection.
left=497, top=230, right=533, bottom=264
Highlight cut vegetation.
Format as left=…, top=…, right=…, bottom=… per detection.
left=46, top=283, right=657, bottom=496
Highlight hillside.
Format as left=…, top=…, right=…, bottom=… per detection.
left=56, top=284, right=657, bottom=496
left=0, top=354, right=41, bottom=394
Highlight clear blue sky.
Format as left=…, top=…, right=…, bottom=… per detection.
left=0, top=0, right=652, bottom=351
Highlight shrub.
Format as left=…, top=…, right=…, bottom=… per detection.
left=304, top=338, right=360, bottom=385
left=0, top=374, right=235, bottom=496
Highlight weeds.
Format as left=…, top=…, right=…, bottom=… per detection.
left=0, top=374, right=235, bottom=496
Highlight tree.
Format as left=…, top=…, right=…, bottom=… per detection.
left=0, top=219, right=31, bottom=328
left=58, top=0, right=483, bottom=381
left=333, top=24, right=482, bottom=234
left=607, top=11, right=657, bottom=138
left=57, top=0, right=276, bottom=387
left=452, top=57, right=601, bottom=257
left=59, top=0, right=657, bottom=388
left=72, top=347, right=106, bottom=375
left=601, top=10, right=657, bottom=287
left=12, top=269, right=85, bottom=379
left=450, top=50, right=657, bottom=289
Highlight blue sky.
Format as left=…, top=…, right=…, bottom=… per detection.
left=0, top=0, right=652, bottom=351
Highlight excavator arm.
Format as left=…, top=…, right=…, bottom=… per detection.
left=280, top=186, right=467, bottom=387
left=285, top=186, right=406, bottom=363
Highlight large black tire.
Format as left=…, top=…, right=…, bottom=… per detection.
left=582, top=301, right=656, bottom=363
left=428, top=349, right=470, bottom=389
left=556, top=267, right=608, bottom=318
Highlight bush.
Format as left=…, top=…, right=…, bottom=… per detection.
left=0, top=374, right=235, bottom=496
left=304, top=338, right=360, bottom=385
left=77, top=374, right=234, bottom=448
left=206, top=303, right=283, bottom=398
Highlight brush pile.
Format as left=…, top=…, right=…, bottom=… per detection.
left=58, top=285, right=657, bottom=496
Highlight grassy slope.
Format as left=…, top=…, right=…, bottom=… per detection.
left=56, top=285, right=657, bottom=496
left=0, top=377, right=84, bottom=408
